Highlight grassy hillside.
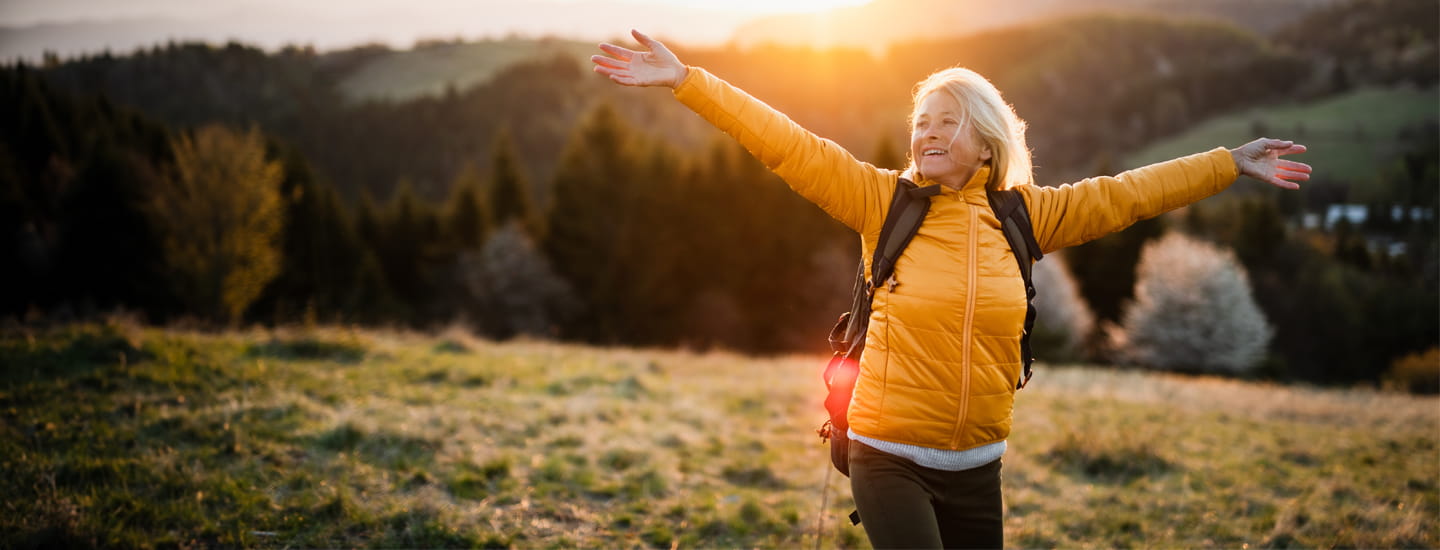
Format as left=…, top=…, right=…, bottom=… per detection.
left=2, top=321, right=1436, bottom=548
left=733, top=0, right=1323, bottom=51
left=1123, top=87, right=1439, bottom=195
left=336, top=39, right=599, bottom=103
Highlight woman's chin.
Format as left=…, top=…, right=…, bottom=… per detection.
left=919, top=160, right=955, bottom=180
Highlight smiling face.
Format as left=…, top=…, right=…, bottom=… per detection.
left=910, top=91, right=992, bottom=189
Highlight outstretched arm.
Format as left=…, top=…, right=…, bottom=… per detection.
left=591, top=30, right=688, bottom=88
left=1022, top=140, right=1311, bottom=253
left=590, top=30, right=891, bottom=235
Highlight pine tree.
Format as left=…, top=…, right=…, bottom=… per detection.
left=445, top=161, right=489, bottom=249
left=542, top=104, right=639, bottom=342
left=0, top=66, right=182, bottom=319
left=59, top=141, right=172, bottom=316
left=0, top=145, right=24, bottom=314
left=616, top=141, right=691, bottom=346
left=257, top=143, right=372, bottom=321
left=487, top=129, right=535, bottom=231
left=314, top=183, right=373, bottom=316
left=354, top=190, right=384, bottom=253
left=1234, top=198, right=1286, bottom=269
left=377, top=180, right=433, bottom=322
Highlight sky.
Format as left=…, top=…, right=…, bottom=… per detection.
left=0, top=0, right=870, bottom=61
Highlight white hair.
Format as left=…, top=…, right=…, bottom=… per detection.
left=907, top=67, right=1033, bottom=190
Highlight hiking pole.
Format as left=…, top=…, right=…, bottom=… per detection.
left=815, top=462, right=832, bottom=550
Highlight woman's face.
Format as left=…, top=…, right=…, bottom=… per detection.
left=911, top=91, right=991, bottom=188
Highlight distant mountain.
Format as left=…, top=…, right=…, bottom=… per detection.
left=0, top=13, right=337, bottom=62
left=334, top=38, right=598, bottom=103
left=730, top=0, right=1337, bottom=51
left=0, top=1, right=755, bottom=63
left=1, top=16, right=188, bottom=61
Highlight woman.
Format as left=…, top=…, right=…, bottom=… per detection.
left=592, top=29, right=1310, bottom=549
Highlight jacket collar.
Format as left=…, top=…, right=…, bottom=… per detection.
left=914, top=163, right=993, bottom=205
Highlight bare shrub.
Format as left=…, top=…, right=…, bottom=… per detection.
left=1383, top=347, right=1440, bottom=394
left=1031, top=252, right=1095, bottom=363
left=459, top=223, right=577, bottom=338
left=1111, top=232, right=1272, bottom=374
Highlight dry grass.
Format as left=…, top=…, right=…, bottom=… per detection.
left=1008, top=366, right=1437, bottom=548
left=1, top=322, right=1435, bottom=548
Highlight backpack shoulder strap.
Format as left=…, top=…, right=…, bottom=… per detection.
left=988, top=188, right=1043, bottom=265
left=987, top=187, right=1043, bottom=389
left=836, top=177, right=940, bottom=356
left=872, top=177, right=942, bottom=289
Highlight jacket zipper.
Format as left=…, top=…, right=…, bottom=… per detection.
left=951, top=204, right=979, bottom=449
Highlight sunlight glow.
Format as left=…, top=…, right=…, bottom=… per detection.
left=619, top=0, right=870, bottom=14
left=0, top=0, right=883, bottom=61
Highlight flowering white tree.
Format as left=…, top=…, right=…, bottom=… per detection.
left=1031, top=253, right=1095, bottom=362
left=1113, top=232, right=1272, bottom=374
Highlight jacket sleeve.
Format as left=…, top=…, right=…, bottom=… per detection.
left=1019, top=147, right=1239, bottom=253
left=672, top=66, right=889, bottom=234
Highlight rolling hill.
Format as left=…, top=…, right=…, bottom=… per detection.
left=731, top=0, right=1336, bottom=51
left=1122, top=87, right=1440, bottom=195
left=335, top=38, right=599, bottom=103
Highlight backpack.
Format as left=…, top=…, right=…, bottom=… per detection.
left=817, top=176, right=1043, bottom=498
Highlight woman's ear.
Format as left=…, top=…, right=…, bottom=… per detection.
left=980, top=147, right=993, bottom=162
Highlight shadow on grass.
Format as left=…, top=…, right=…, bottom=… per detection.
left=310, top=422, right=439, bottom=470
left=378, top=508, right=491, bottom=548
left=447, top=457, right=516, bottom=500
left=0, top=322, right=149, bottom=382
left=1041, top=433, right=1175, bottom=484
left=721, top=463, right=788, bottom=489
left=245, top=334, right=367, bottom=364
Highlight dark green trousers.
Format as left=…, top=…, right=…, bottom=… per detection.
left=849, top=441, right=1003, bottom=550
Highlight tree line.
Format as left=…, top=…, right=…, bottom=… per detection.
left=1, top=68, right=854, bottom=353
left=39, top=7, right=1426, bottom=205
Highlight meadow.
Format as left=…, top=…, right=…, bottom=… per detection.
left=2, top=320, right=1436, bottom=548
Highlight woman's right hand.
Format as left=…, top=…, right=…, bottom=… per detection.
left=592, top=29, right=688, bottom=89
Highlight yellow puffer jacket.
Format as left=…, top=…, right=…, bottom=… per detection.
left=674, top=67, right=1238, bottom=451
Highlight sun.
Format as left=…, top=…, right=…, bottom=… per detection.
left=670, top=0, right=871, bottom=14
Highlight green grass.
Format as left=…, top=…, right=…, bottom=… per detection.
left=2, top=320, right=1436, bottom=548
left=336, top=39, right=599, bottom=103
left=1124, top=87, right=1439, bottom=196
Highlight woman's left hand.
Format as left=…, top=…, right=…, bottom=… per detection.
left=1230, top=138, right=1311, bottom=190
